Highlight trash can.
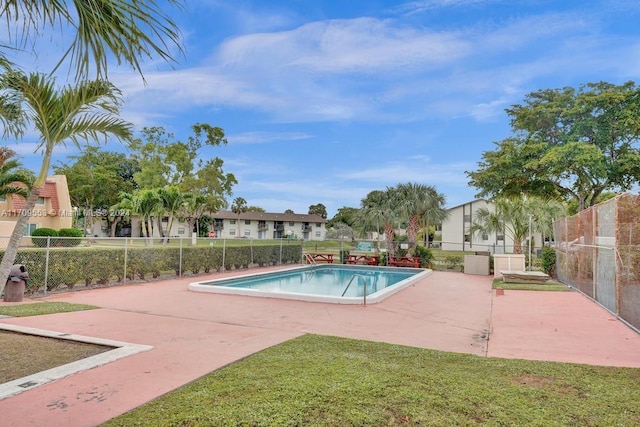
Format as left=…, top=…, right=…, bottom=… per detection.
left=3, top=264, right=28, bottom=302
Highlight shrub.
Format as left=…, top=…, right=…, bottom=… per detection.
left=57, top=228, right=83, bottom=247
left=413, top=245, right=433, bottom=268
left=539, top=246, right=557, bottom=276
left=445, top=255, right=463, bottom=271
left=31, top=228, right=58, bottom=247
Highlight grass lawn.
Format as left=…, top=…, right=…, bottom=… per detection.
left=106, top=334, right=640, bottom=427
left=492, top=279, right=571, bottom=292
left=0, top=301, right=98, bottom=317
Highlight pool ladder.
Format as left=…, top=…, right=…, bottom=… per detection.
left=342, top=274, right=368, bottom=305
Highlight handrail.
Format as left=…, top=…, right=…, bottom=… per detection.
left=305, top=253, right=317, bottom=265
left=342, top=274, right=368, bottom=305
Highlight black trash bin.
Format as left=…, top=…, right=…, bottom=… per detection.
left=3, top=264, right=28, bottom=302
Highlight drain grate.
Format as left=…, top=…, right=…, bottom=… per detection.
left=18, top=381, right=38, bottom=388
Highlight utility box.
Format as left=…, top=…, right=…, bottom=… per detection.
left=464, top=255, right=490, bottom=275
left=493, top=254, right=526, bottom=280
left=3, top=264, right=28, bottom=302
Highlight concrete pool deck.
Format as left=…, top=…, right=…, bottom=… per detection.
left=0, top=268, right=639, bottom=426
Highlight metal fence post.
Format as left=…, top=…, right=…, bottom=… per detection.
left=179, top=237, right=183, bottom=278
left=280, top=238, right=283, bottom=265
left=123, top=237, right=128, bottom=286
left=43, top=236, right=51, bottom=295
left=222, top=238, right=226, bottom=271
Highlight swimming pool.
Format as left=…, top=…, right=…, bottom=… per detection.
left=188, top=265, right=431, bottom=304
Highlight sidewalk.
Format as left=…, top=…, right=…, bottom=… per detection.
left=0, top=269, right=638, bottom=426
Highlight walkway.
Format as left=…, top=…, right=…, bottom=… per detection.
left=0, top=269, right=638, bottom=426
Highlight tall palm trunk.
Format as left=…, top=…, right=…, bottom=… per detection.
left=407, top=215, right=419, bottom=248
left=384, top=222, right=396, bottom=258
left=0, top=187, right=42, bottom=296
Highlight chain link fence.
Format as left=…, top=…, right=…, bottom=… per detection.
left=1, top=237, right=303, bottom=296
left=554, top=193, right=640, bottom=332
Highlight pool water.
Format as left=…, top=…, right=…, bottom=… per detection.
left=188, top=265, right=431, bottom=304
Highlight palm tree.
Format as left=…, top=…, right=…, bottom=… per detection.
left=231, top=197, right=247, bottom=238
left=1, top=0, right=183, bottom=81
left=395, top=183, right=448, bottom=250
left=359, top=189, right=398, bottom=257
left=0, top=70, right=133, bottom=293
left=0, top=147, right=31, bottom=201
left=469, top=195, right=564, bottom=254
left=158, top=186, right=187, bottom=244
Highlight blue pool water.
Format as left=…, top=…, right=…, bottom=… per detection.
left=188, top=265, right=431, bottom=304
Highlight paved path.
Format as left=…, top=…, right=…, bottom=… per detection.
left=0, top=269, right=638, bottom=426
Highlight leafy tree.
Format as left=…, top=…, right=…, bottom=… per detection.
left=231, top=197, right=247, bottom=238
left=308, top=203, right=327, bottom=219
left=327, top=206, right=359, bottom=228
left=325, top=222, right=356, bottom=241
left=246, top=206, right=265, bottom=212
left=1, top=0, right=183, bottom=80
left=468, top=81, right=640, bottom=211
left=0, top=70, right=132, bottom=294
left=54, top=147, right=139, bottom=233
left=469, top=195, right=565, bottom=254
left=284, top=209, right=294, bottom=214
left=130, top=124, right=236, bottom=209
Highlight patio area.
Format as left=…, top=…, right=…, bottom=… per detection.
left=0, top=268, right=639, bottom=426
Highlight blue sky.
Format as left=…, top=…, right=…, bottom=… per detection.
left=4, top=0, right=640, bottom=217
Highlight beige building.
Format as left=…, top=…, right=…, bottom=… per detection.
left=0, top=175, right=73, bottom=248
left=441, top=199, right=542, bottom=254
left=210, top=211, right=327, bottom=240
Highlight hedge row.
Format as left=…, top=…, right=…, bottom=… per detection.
left=3, top=243, right=302, bottom=294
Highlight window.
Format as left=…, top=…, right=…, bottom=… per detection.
left=315, top=231, right=321, bottom=238
left=36, top=197, right=46, bottom=205
left=463, top=214, right=471, bottom=222
left=316, top=223, right=321, bottom=227
left=289, top=221, right=294, bottom=226
left=244, top=230, right=251, bottom=237
left=464, top=234, right=471, bottom=242
left=497, top=235, right=504, bottom=241
left=482, top=233, right=489, bottom=241
left=245, top=220, right=251, bottom=225
left=230, top=219, right=236, bottom=224
left=24, top=224, right=37, bottom=236
left=178, top=228, right=185, bottom=235
left=229, top=229, right=236, bottom=236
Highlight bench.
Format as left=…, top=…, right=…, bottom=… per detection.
left=346, top=254, right=380, bottom=265
left=501, top=270, right=550, bottom=284
left=306, top=253, right=334, bottom=264
left=389, top=256, right=420, bottom=268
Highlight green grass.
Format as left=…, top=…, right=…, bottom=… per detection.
left=0, top=302, right=98, bottom=317
left=493, top=279, right=571, bottom=292
left=106, top=334, right=640, bottom=426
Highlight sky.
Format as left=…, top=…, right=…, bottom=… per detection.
left=3, top=0, right=640, bottom=218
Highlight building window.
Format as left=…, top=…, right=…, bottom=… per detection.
left=289, top=221, right=294, bottom=226
left=463, top=214, right=471, bottom=222
left=178, top=228, right=185, bottom=235
left=229, top=229, right=236, bottom=236
left=315, top=231, right=321, bottom=238
left=497, top=235, right=504, bottom=241
left=244, top=230, right=251, bottom=237
left=464, top=234, right=471, bottom=242
left=482, top=233, right=488, bottom=241
left=245, top=220, right=251, bottom=225
left=230, top=219, right=236, bottom=224
left=24, top=223, right=37, bottom=236
left=316, top=223, right=321, bottom=227
left=36, top=197, right=46, bottom=205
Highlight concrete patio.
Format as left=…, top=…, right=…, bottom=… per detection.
left=0, top=268, right=639, bottom=426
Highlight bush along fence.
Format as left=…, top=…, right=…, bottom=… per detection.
left=0, top=237, right=303, bottom=295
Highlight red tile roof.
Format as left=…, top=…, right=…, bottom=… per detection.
left=9, top=181, right=59, bottom=211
